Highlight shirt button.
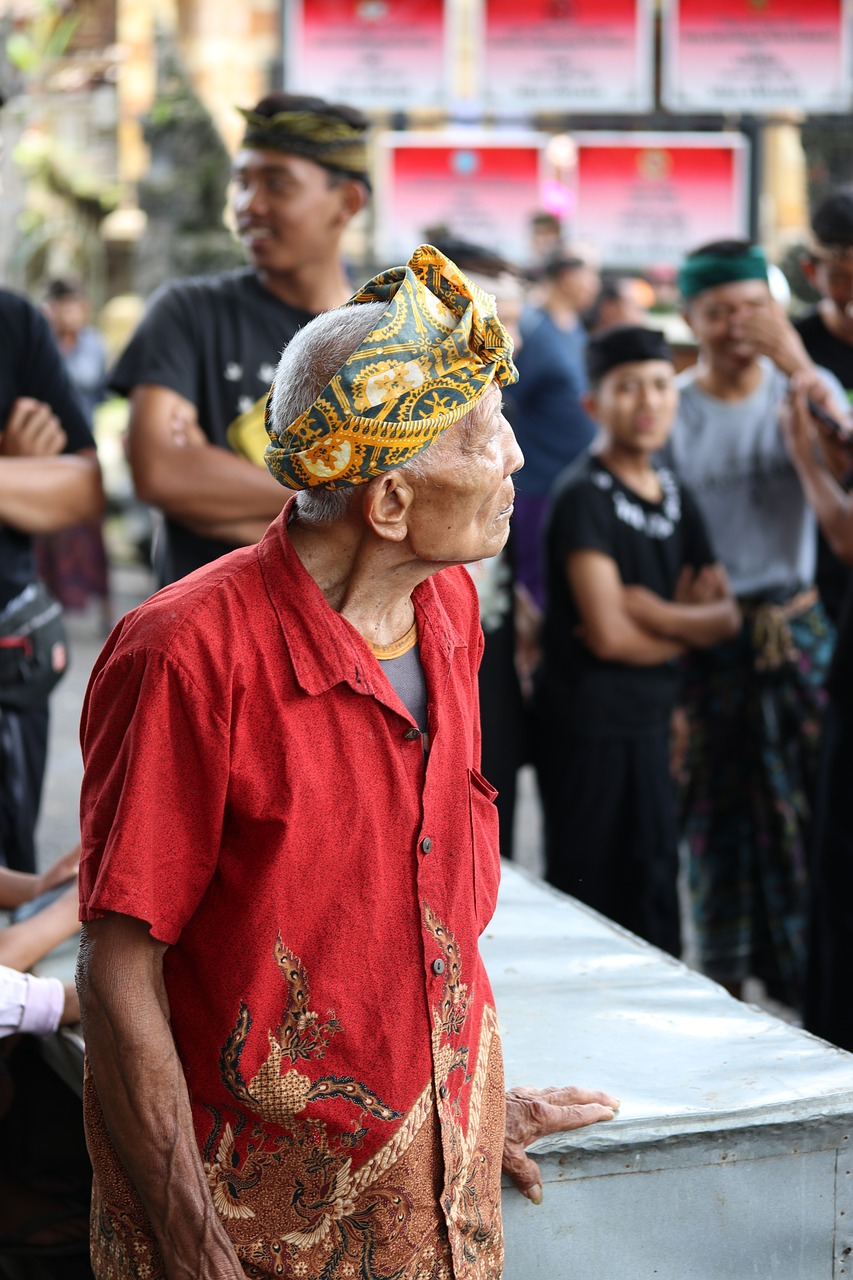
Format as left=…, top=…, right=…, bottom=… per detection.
left=439, top=1083, right=448, bottom=1099
left=403, top=727, right=421, bottom=741
left=432, top=958, right=445, bottom=975
left=421, top=836, right=433, bottom=854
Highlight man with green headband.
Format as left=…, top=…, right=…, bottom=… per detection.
left=110, top=92, right=371, bottom=586
left=669, top=238, right=847, bottom=1010
left=77, top=246, right=618, bottom=1280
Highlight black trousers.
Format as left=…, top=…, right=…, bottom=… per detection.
left=538, top=729, right=681, bottom=957
left=0, top=703, right=49, bottom=874
left=803, top=699, right=853, bottom=1050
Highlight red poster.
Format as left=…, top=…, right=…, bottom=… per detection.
left=377, top=132, right=548, bottom=264
left=572, top=133, right=749, bottom=269
left=286, top=0, right=449, bottom=109
left=663, top=0, right=852, bottom=114
left=478, top=0, right=653, bottom=113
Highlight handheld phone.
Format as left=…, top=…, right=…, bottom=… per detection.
left=806, top=396, right=851, bottom=442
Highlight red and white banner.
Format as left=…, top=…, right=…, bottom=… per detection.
left=570, top=133, right=750, bottom=269
left=475, top=0, right=654, bottom=114
left=663, top=0, right=853, bottom=114
left=376, top=131, right=549, bottom=264
left=284, top=0, right=450, bottom=110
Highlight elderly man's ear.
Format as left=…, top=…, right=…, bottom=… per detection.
left=362, top=470, right=417, bottom=542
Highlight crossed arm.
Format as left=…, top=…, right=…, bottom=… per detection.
left=127, top=385, right=286, bottom=548
left=0, top=398, right=103, bottom=533
left=568, top=551, right=741, bottom=665
left=79, top=912, right=618, bottom=1277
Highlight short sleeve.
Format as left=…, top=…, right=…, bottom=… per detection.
left=549, top=477, right=615, bottom=563
left=679, top=483, right=717, bottom=569
left=79, top=646, right=230, bottom=945
left=18, top=304, right=94, bottom=454
left=108, top=282, right=200, bottom=403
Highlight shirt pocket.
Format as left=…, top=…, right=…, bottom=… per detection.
left=469, top=767, right=501, bottom=933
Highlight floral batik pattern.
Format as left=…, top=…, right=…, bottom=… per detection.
left=87, top=907, right=504, bottom=1280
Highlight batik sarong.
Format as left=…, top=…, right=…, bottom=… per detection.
left=680, top=592, right=833, bottom=1007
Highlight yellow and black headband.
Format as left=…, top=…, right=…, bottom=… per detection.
left=264, top=244, right=518, bottom=491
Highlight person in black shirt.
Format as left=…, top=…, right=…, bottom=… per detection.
left=111, top=93, right=370, bottom=585
left=535, top=325, right=740, bottom=954
left=793, top=188, right=853, bottom=624
left=0, top=289, right=103, bottom=872
left=782, top=377, right=853, bottom=1049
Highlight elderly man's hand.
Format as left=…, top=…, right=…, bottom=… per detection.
left=503, top=1085, right=619, bottom=1204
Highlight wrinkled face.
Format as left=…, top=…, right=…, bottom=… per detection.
left=406, top=385, right=524, bottom=565
left=685, top=278, right=773, bottom=370
left=589, top=359, right=678, bottom=455
left=231, top=148, right=355, bottom=276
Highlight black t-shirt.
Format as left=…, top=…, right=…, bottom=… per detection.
left=109, top=268, right=314, bottom=583
left=537, top=453, right=715, bottom=737
left=0, top=289, right=95, bottom=608
left=793, top=309, right=853, bottom=624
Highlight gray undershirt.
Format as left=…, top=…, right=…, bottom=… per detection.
left=380, top=644, right=428, bottom=737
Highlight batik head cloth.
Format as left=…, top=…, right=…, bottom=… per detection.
left=264, top=244, right=518, bottom=491
left=238, top=104, right=369, bottom=179
left=678, top=244, right=769, bottom=299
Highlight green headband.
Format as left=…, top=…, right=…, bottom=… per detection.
left=238, top=108, right=369, bottom=177
left=678, top=245, right=769, bottom=299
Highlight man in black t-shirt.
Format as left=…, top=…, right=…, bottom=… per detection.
left=0, top=288, right=103, bottom=871
left=111, top=93, right=370, bottom=585
left=535, top=326, right=740, bottom=954
left=793, top=188, right=853, bottom=623
left=781, top=379, right=853, bottom=1050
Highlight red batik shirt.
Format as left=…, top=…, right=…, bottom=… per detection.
left=79, top=501, right=505, bottom=1280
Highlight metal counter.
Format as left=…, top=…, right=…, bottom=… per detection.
left=489, top=864, right=853, bottom=1280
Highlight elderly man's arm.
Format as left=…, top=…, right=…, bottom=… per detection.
left=78, top=912, right=245, bottom=1280
left=128, top=385, right=285, bottom=538
left=503, top=1085, right=619, bottom=1204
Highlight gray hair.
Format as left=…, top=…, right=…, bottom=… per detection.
left=268, top=301, right=425, bottom=524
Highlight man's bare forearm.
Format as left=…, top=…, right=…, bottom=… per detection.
left=131, top=436, right=286, bottom=527
left=0, top=885, right=79, bottom=972
left=624, top=588, right=741, bottom=648
left=180, top=514, right=275, bottom=548
left=77, top=917, right=244, bottom=1280
left=791, top=448, right=853, bottom=565
left=0, top=452, right=103, bottom=532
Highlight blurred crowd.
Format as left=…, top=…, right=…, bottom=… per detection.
left=4, top=90, right=853, bottom=1264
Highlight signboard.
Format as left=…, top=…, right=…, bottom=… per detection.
left=571, top=133, right=750, bottom=269
left=284, top=0, right=450, bottom=109
left=476, top=0, right=654, bottom=114
left=662, top=0, right=853, bottom=114
left=377, top=131, right=549, bottom=264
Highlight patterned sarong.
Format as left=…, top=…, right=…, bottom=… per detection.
left=680, top=593, right=834, bottom=1007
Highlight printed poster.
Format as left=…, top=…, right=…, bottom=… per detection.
left=476, top=0, right=654, bottom=113
left=663, top=0, right=852, bottom=114
left=571, top=133, right=750, bottom=269
left=285, top=0, right=450, bottom=109
left=377, top=131, right=549, bottom=264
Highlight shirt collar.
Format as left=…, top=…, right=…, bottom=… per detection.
left=257, top=499, right=468, bottom=700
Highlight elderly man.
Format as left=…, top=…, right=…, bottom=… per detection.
left=77, top=247, right=617, bottom=1280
